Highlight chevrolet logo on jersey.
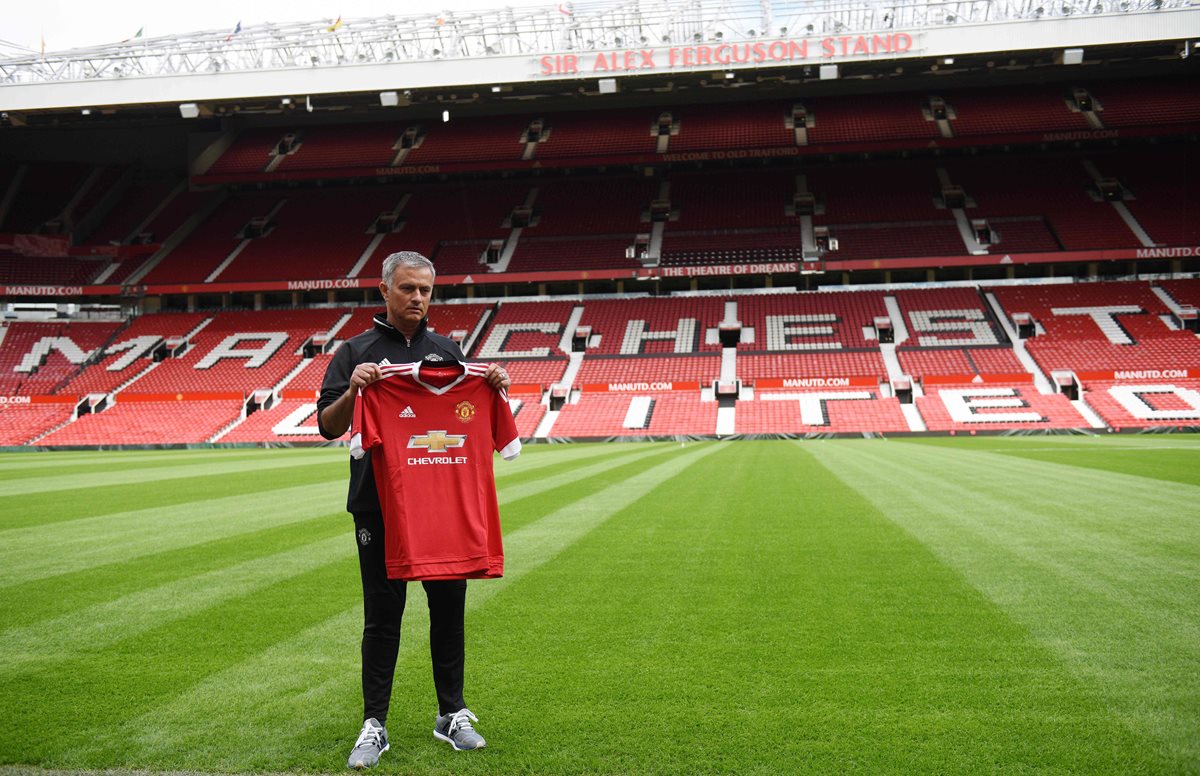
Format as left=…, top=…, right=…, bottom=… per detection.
left=408, top=430, right=467, bottom=453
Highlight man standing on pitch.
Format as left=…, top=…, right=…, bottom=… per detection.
left=317, top=251, right=510, bottom=770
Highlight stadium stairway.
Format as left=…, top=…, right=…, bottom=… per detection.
left=879, top=294, right=926, bottom=431
left=1080, top=159, right=1156, bottom=249
left=1071, top=394, right=1109, bottom=429
left=984, top=291, right=1054, bottom=393
left=127, top=190, right=229, bottom=285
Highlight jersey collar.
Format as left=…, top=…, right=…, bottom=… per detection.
left=412, top=360, right=468, bottom=395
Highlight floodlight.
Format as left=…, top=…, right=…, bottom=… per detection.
left=380, top=90, right=400, bottom=107
left=819, top=64, right=839, bottom=80
left=179, top=103, right=200, bottom=119
left=598, top=77, right=618, bottom=94
left=1062, top=48, right=1084, bottom=65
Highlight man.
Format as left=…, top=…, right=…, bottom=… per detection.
left=317, top=251, right=510, bottom=770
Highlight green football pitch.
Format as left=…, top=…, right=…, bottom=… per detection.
left=1, top=437, right=1197, bottom=775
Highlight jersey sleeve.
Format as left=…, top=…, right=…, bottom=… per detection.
left=492, top=387, right=522, bottom=461
left=349, top=387, right=380, bottom=460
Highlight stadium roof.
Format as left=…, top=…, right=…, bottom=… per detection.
left=1, top=0, right=1196, bottom=117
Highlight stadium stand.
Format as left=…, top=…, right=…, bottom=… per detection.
left=991, top=281, right=1200, bottom=374
left=37, top=396, right=245, bottom=445
left=474, top=300, right=576, bottom=360
left=83, top=179, right=180, bottom=246
left=941, top=154, right=1138, bottom=251
left=1, top=162, right=92, bottom=233
left=0, top=399, right=76, bottom=445
left=576, top=354, right=721, bottom=384
left=737, top=389, right=909, bottom=434
left=577, top=296, right=725, bottom=355
left=2, top=10, right=1198, bottom=444
left=117, top=308, right=343, bottom=393
left=1159, top=279, right=1200, bottom=309
left=735, top=291, right=888, bottom=351
left=215, top=188, right=401, bottom=282
left=532, top=108, right=661, bottom=159
left=1090, top=147, right=1200, bottom=247
left=215, top=397, right=332, bottom=444
left=805, top=92, right=941, bottom=145
left=507, top=389, right=547, bottom=439
left=0, top=254, right=105, bottom=285
left=491, top=358, right=568, bottom=387
left=404, top=115, right=533, bottom=164
left=916, top=381, right=1086, bottom=431
left=56, top=311, right=210, bottom=396
left=141, top=193, right=283, bottom=283
left=738, top=352, right=888, bottom=380
left=552, top=390, right=719, bottom=437
left=1079, top=379, right=1200, bottom=429
left=668, top=100, right=794, bottom=152
left=0, top=320, right=125, bottom=396
left=939, top=85, right=1090, bottom=136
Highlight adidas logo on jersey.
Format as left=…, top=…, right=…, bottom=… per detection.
left=399, top=406, right=416, bottom=418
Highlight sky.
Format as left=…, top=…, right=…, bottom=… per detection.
left=1, top=0, right=534, bottom=55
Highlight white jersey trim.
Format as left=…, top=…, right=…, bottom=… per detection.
left=498, top=437, right=522, bottom=461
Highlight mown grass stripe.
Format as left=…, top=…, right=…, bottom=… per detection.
left=811, top=439, right=1200, bottom=768
left=0, top=452, right=347, bottom=497
left=0, top=558, right=358, bottom=768
left=0, top=481, right=346, bottom=587
left=494, top=442, right=662, bottom=481
left=993, top=445, right=1200, bottom=487
left=841, top=442, right=1199, bottom=617
left=499, top=443, right=678, bottom=505
left=411, top=440, right=1165, bottom=774
left=0, top=461, right=345, bottom=533
left=0, top=532, right=352, bottom=674
left=0, top=513, right=346, bottom=630
left=0, top=448, right=339, bottom=478
left=66, top=443, right=724, bottom=772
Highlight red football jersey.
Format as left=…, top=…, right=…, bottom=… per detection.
left=349, top=361, right=521, bottom=580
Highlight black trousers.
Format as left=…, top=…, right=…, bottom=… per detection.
left=353, top=510, right=467, bottom=723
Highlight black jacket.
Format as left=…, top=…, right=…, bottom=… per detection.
left=318, top=312, right=465, bottom=514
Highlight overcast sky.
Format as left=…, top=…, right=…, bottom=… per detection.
left=2, top=0, right=532, bottom=55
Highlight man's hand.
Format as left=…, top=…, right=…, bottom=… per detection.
left=318, top=362, right=381, bottom=439
left=483, top=363, right=511, bottom=391
left=351, top=362, right=383, bottom=390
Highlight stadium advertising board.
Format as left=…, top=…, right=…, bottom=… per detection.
left=1, top=249, right=1195, bottom=300
left=922, top=374, right=1034, bottom=384
left=0, top=395, right=76, bottom=404
left=583, top=381, right=701, bottom=392
left=1077, top=369, right=1199, bottom=381
left=755, top=377, right=879, bottom=389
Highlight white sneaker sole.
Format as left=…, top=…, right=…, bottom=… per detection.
left=433, top=730, right=485, bottom=751
left=349, top=742, right=389, bottom=769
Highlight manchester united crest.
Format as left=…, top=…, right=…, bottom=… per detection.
left=454, top=400, right=476, bottom=424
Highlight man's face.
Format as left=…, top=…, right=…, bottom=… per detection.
left=381, top=265, right=434, bottom=334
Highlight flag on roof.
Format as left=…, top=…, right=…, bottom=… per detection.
left=225, top=21, right=241, bottom=42
left=326, top=16, right=343, bottom=32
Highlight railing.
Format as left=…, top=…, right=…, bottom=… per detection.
left=0, top=0, right=1185, bottom=85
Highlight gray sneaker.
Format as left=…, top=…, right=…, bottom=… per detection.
left=347, top=718, right=389, bottom=769
left=433, top=708, right=486, bottom=751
